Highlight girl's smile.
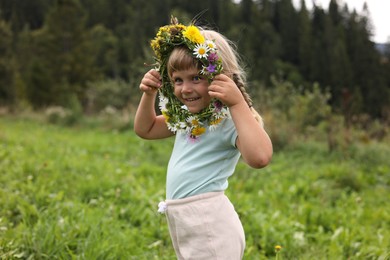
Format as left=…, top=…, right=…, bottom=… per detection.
left=172, top=67, right=211, bottom=113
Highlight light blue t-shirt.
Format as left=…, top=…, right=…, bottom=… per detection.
left=166, top=118, right=241, bottom=199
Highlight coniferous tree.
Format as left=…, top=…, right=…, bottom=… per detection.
left=297, top=0, right=312, bottom=82
left=89, top=24, right=119, bottom=79
left=26, top=0, right=99, bottom=107
left=0, top=0, right=50, bottom=33
left=328, top=0, right=342, bottom=26
left=240, top=0, right=253, bottom=25
left=348, top=9, right=386, bottom=116
left=274, top=0, right=299, bottom=64
left=325, top=0, right=353, bottom=108
left=0, top=19, right=14, bottom=105
left=310, top=6, right=328, bottom=84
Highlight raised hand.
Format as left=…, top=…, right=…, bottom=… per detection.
left=208, top=74, right=245, bottom=108
left=139, top=69, right=162, bottom=95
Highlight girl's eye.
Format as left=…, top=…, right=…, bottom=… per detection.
left=173, top=78, right=183, bottom=84
left=193, top=75, right=202, bottom=82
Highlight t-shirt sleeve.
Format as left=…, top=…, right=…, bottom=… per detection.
left=221, top=118, right=238, bottom=148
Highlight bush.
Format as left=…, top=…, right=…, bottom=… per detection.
left=85, top=79, right=132, bottom=113
left=45, top=106, right=71, bottom=124
left=254, top=77, right=332, bottom=149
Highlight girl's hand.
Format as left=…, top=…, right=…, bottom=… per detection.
left=139, top=69, right=162, bottom=95
left=208, top=74, right=245, bottom=107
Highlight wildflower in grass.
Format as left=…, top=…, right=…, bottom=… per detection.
left=275, top=245, right=282, bottom=260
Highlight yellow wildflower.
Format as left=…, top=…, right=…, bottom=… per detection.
left=191, top=119, right=199, bottom=126
left=157, top=26, right=169, bottom=37
left=162, top=110, right=170, bottom=121
left=210, top=118, right=223, bottom=125
left=183, top=25, right=205, bottom=44
left=275, top=245, right=282, bottom=260
left=150, top=39, right=160, bottom=52
left=191, top=126, right=206, bottom=136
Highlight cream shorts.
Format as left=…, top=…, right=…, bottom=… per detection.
left=164, top=191, right=245, bottom=260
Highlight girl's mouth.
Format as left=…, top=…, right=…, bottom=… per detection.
left=184, top=97, right=200, bottom=102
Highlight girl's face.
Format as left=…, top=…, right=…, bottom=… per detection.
left=172, top=67, right=211, bottom=113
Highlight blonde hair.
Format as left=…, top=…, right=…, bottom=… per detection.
left=167, top=29, right=264, bottom=127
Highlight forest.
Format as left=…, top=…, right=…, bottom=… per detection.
left=0, top=0, right=389, bottom=120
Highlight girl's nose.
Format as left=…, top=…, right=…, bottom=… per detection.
left=181, top=82, right=193, bottom=93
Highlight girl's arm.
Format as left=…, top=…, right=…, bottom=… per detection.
left=134, top=69, right=174, bottom=139
left=209, top=74, right=273, bottom=168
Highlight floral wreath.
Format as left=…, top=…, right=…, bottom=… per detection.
left=150, top=16, right=229, bottom=141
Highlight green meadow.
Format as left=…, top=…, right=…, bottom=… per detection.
left=0, top=117, right=389, bottom=259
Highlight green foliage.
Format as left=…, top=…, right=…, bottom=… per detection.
left=22, top=0, right=100, bottom=108
left=0, top=117, right=389, bottom=259
left=255, top=77, right=332, bottom=149
left=86, top=79, right=135, bottom=113
left=89, top=24, right=119, bottom=78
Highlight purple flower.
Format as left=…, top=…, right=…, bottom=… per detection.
left=213, top=100, right=223, bottom=112
left=207, top=64, right=216, bottom=73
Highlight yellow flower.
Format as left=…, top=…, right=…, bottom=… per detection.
left=191, top=126, right=206, bottom=136
left=210, top=118, right=223, bottom=125
left=176, top=24, right=186, bottom=30
left=183, top=25, right=205, bottom=44
left=275, top=245, right=282, bottom=252
left=157, top=26, right=169, bottom=37
left=150, top=39, right=160, bottom=52
left=162, top=110, right=170, bottom=121
left=187, top=116, right=199, bottom=126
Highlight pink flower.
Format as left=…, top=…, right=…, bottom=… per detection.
left=208, top=52, right=218, bottom=62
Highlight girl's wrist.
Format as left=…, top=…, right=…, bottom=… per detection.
left=228, top=100, right=249, bottom=111
left=143, top=90, right=158, bottom=98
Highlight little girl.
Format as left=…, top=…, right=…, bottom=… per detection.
left=134, top=17, right=272, bottom=259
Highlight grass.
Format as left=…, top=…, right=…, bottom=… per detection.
left=0, top=116, right=389, bottom=259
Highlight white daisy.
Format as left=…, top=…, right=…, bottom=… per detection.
left=159, top=96, right=169, bottom=110
left=179, top=121, right=187, bottom=129
left=200, top=66, right=208, bottom=75
left=193, top=43, right=209, bottom=59
left=209, top=123, right=219, bottom=132
left=186, top=115, right=198, bottom=124
left=205, top=40, right=216, bottom=51
left=167, top=122, right=177, bottom=133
